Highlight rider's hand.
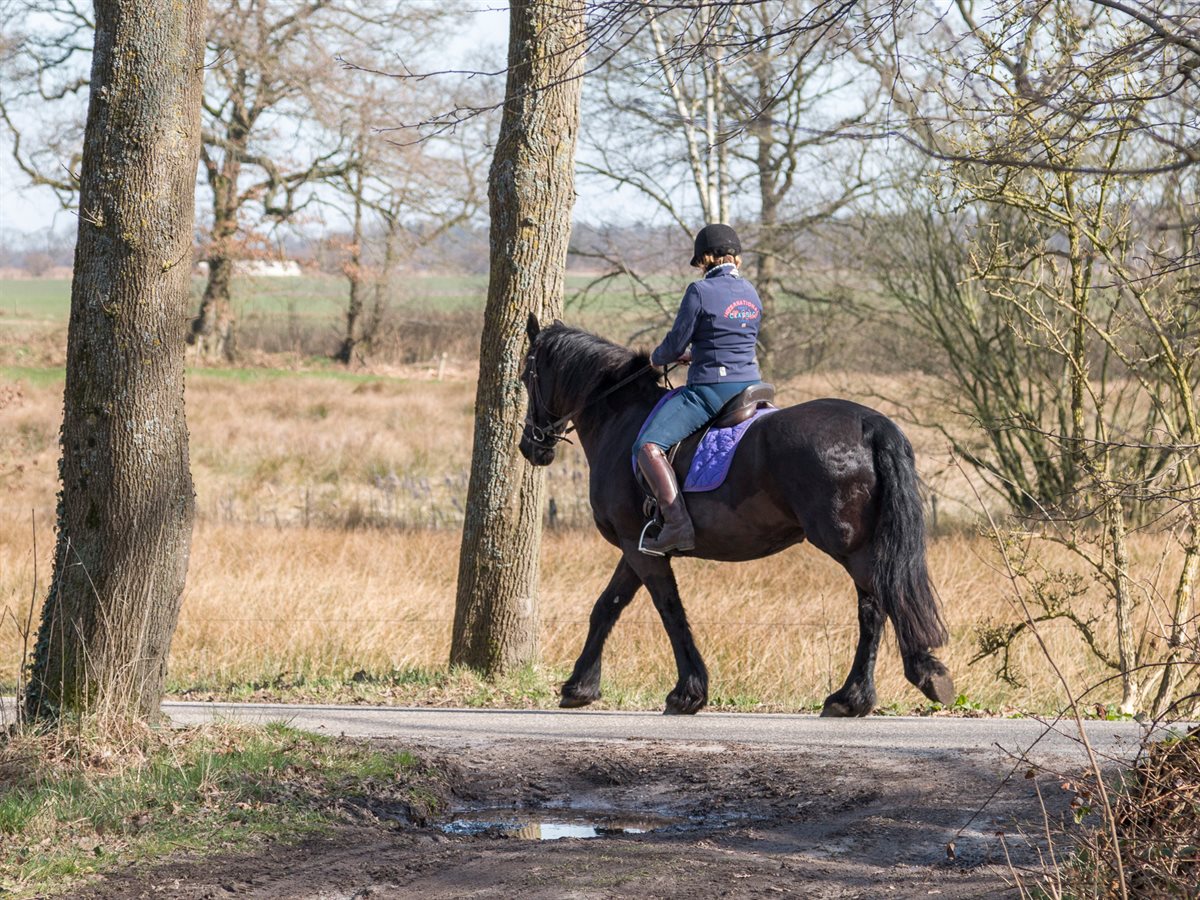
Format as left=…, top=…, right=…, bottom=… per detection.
left=677, top=350, right=692, bottom=364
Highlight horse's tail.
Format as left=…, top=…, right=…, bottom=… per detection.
left=867, top=416, right=948, bottom=656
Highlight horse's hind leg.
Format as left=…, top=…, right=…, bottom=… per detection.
left=821, top=586, right=885, bottom=718
left=560, top=558, right=643, bottom=708
left=626, top=551, right=708, bottom=715
left=830, top=545, right=955, bottom=711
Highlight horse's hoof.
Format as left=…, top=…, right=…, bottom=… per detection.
left=820, top=699, right=873, bottom=717
left=663, top=704, right=700, bottom=716
left=559, top=683, right=599, bottom=709
left=821, top=686, right=875, bottom=718
left=664, top=690, right=706, bottom=715
left=820, top=700, right=853, bottom=718
left=904, top=654, right=957, bottom=707
left=922, top=671, right=957, bottom=707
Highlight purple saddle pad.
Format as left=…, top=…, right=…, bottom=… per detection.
left=631, top=391, right=777, bottom=493
left=682, top=406, right=777, bottom=492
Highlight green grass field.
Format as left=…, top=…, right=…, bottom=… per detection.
left=0, top=274, right=493, bottom=323
left=0, top=272, right=686, bottom=369
left=0, top=272, right=674, bottom=326
left=0, top=279, right=71, bottom=322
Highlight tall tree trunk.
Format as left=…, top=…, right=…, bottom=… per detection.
left=26, top=0, right=203, bottom=721
left=450, top=0, right=585, bottom=675
left=1153, top=518, right=1199, bottom=716
left=755, top=119, right=779, bottom=379
left=190, top=156, right=241, bottom=362
left=192, top=253, right=237, bottom=362
left=337, top=168, right=366, bottom=365
left=1064, top=176, right=1088, bottom=504
left=338, top=264, right=364, bottom=365
left=364, top=217, right=400, bottom=348
left=1107, top=494, right=1142, bottom=714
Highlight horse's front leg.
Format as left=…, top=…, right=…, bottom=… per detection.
left=626, top=551, right=709, bottom=715
left=560, top=558, right=643, bottom=708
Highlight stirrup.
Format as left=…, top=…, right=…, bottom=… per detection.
left=638, top=519, right=667, bottom=557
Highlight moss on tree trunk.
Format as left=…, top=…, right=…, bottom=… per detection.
left=25, top=0, right=204, bottom=721
left=450, top=0, right=585, bottom=675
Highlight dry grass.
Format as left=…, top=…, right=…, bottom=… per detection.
left=0, top=361, right=1175, bottom=712
left=157, top=526, right=1133, bottom=710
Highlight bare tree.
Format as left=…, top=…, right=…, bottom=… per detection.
left=577, top=0, right=876, bottom=376
left=25, top=0, right=204, bottom=721
left=450, top=0, right=586, bottom=676
left=323, top=72, right=489, bottom=366
left=190, top=1, right=454, bottom=362
left=899, top=1, right=1200, bottom=177
left=862, top=0, right=1199, bottom=715
left=0, top=0, right=90, bottom=203
left=0, top=0, right=459, bottom=363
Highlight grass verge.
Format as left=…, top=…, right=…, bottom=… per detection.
left=166, top=663, right=796, bottom=712
left=165, top=662, right=1046, bottom=718
left=0, top=720, right=447, bottom=898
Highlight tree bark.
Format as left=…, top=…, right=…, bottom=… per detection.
left=191, top=254, right=237, bottom=362
left=450, top=0, right=585, bottom=675
left=25, top=0, right=202, bottom=721
left=1107, top=495, right=1142, bottom=714
left=755, top=115, right=779, bottom=379
left=190, top=149, right=242, bottom=362
left=1153, top=519, right=1199, bottom=716
left=336, top=166, right=366, bottom=365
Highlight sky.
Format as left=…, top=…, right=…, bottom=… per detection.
left=0, top=2, right=872, bottom=241
left=0, top=159, right=72, bottom=234
left=0, top=3, right=519, bottom=236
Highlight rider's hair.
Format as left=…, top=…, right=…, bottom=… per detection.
left=695, top=251, right=742, bottom=272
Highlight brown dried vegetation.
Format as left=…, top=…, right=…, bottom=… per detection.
left=1, top=359, right=1184, bottom=713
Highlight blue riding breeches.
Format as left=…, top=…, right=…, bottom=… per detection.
left=634, top=381, right=757, bottom=453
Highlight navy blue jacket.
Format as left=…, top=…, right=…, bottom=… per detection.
left=650, top=265, right=762, bottom=384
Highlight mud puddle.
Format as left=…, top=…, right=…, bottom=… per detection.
left=438, top=794, right=765, bottom=842
left=440, top=807, right=678, bottom=840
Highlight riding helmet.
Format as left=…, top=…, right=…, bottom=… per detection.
left=689, top=223, right=742, bottom=267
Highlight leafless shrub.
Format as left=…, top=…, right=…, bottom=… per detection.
left=1033, top=722, right=1200, bottom=899
left=1103, top=723, right=1200, bottom=896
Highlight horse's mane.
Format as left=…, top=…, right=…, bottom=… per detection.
left=536, top=323, right=662, bottom=408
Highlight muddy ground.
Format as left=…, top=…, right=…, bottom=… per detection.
left=67, top=738, right=1081, bottom=899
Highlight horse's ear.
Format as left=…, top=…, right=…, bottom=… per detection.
left=526, top=312, right=540, bottom=342
left=552, top=318, right=563, bottom=327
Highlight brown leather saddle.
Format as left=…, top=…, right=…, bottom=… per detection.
left=707, top=382, right=776, bottom=429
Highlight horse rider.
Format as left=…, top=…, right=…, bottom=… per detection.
left=634, top=223, right=764, bottom=555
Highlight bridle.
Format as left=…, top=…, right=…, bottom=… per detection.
left=523, top=351, right=576, bottom=450
left=522, top=350, right=665, bottom=451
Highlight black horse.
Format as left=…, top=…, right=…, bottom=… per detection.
left=519, top=316, right=955, bottom=716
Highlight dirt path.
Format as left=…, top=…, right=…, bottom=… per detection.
left=67, top=736, right=1082, bottom=898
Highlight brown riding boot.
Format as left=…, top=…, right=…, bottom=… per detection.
left=637, top=444, right=695, bottom=555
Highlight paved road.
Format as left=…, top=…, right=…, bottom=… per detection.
left=160, top=700, right=1166, bottom=766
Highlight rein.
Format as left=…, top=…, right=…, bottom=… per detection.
left=525, top=358, right=673, bottom=449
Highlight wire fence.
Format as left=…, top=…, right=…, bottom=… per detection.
left=178, top=615, right=859, bottom=631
